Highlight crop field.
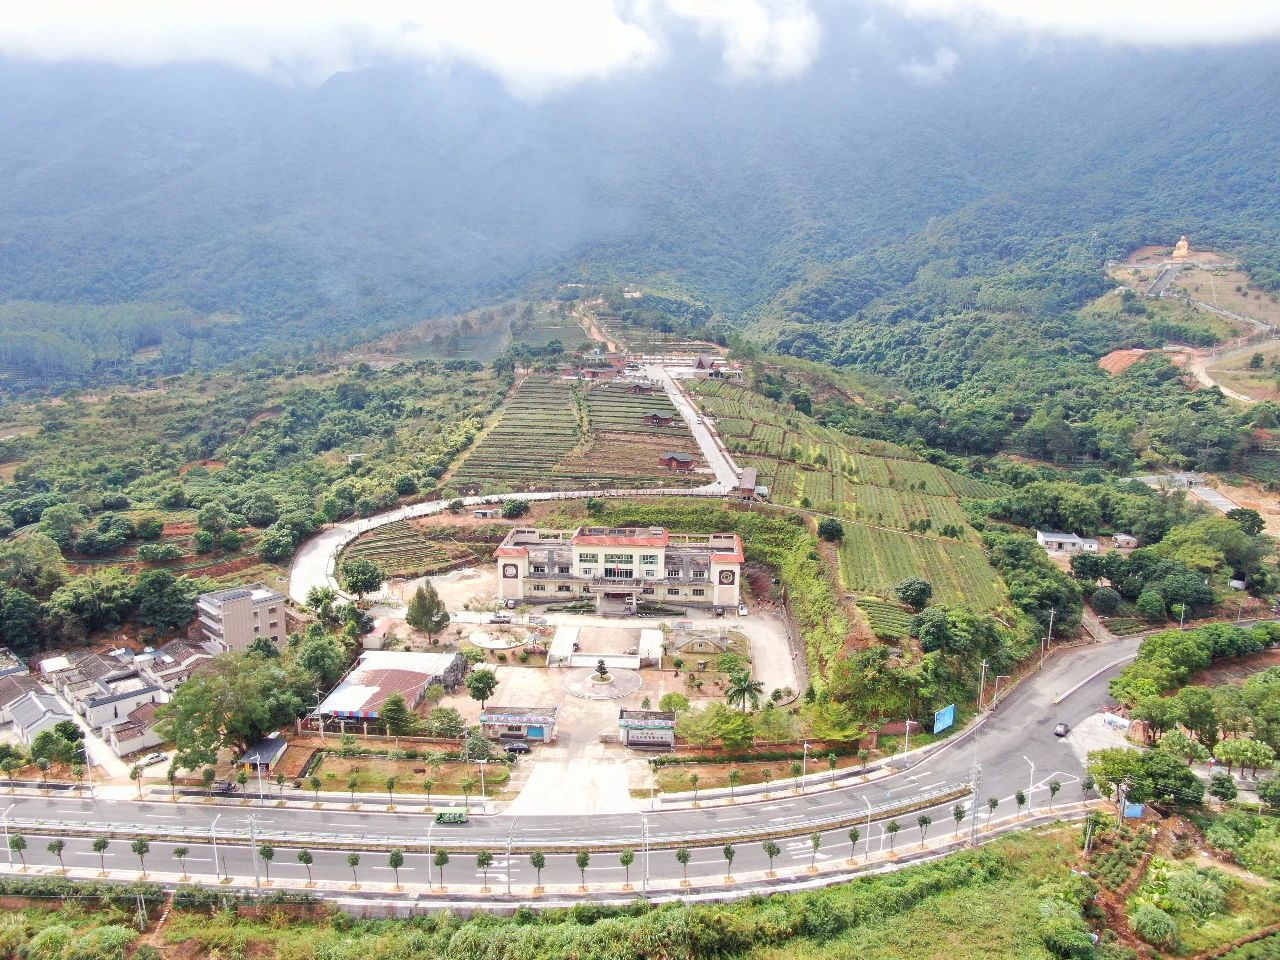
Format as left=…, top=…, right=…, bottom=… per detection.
left=594, top=311, right=719, bottom=354
left=838, top=523, right=1004, bottom=610
left=450, top=376, right=704, bottom=491
left=339, top=521, right=507, bottom=577
left=855, top=597, right=915, bottom=640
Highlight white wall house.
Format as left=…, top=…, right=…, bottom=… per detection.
left=1035, top=530, right=1100, bottom=554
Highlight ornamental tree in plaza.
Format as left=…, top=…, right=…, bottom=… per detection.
left=340, top=559, right=385, bottom=600
left=406, top=582, right=450, bottom=638
left=466, top=669, right=499, bottom=710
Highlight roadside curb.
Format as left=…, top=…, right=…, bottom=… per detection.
left=1052, top=653, right=1138, bottom=705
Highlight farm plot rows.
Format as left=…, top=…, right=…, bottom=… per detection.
left=583, top=382, right=688, bottom=435
left=340, top=521, right=505, bottom=578
left=450, top=377, right=583, bottom=485
left=855, top=598, right=915, bottom=641
left=837, top=524, right=1003, bottom=610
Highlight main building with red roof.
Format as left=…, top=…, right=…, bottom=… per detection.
left=496, top=525, right=743, bottom=612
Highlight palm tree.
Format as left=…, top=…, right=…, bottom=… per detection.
left=987, top=796, right=999, bottom=826
left=173, top=846, right=188, bottom=878
left=763, top=840, right=780, bottom=873
left=886, top=821, right=901, bottom=851
left=722, top=844, right=735, bottom=881
left=917, top=815, right=932, bottom=847
left=92, top=838, right=109, bottom=874
left=809, top=831, right=821, bottom=868
left=529, top=851, right=545, bottom=890
left=132, top=839, right=150, bottom=876
left=619, top=849, right=635, bottom=887
left=347, top=853, right=360, bottom=885
left=725, top=670, right=764, bottom=712
left=432, top=849, right=448, bottom=887
left=47, top=839, right=65, bottom=874
left=477, top=850, right=494, bottom=889
left=258, top=845, right=274, bottom=883
left=675, top=847, right=691, bottom=885
left=9, top=834, right=26, bottom=868
left=297, top=849, right=314, bottom=884
left=575, top=850, right=590, bottom=887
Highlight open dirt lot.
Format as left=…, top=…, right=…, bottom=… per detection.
left=1174, top=267, right=1280, bottom=328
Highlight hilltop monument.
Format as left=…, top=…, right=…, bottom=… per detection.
left=1171, top=235, right=1190, bottom=261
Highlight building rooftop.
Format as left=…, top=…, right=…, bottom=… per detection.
left=239, top=734, right=288, bottom=767
left=619, top=709, right=676, bottom=723
left=0, top=674, right=42, bottom=708
left=480, top=706, right=559, bottom=724
left=109, top=700, right=161, bottom=743
left=10, top=691, right=70, bottom=731
left=0, top=647, right=26, bottom=677
left=661, top=451, right=695, bottom=462
left=199, top=583, right=285, bottom=606
left=317, top=650, right=461, bottom=717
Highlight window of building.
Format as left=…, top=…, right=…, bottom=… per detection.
left=253, top=625, right=260, bottom=633
left=667, top=588, right=680, bottom=596
left=604, top=552, right=633, bottom=564
left=640, top=554, right=658, bottom=565
left=692, top=570, right=707, bottom=579
left=531, top=564, right=546, bottom=574
left=603, top=566, right=633, bottom=580
left=557, top=585, right=572, bottom=592
left=268, top=621, right=278, bottom=629
left=644, top=569, right=656, bottom=579
left=666, top=568, right=681, bottom=579
left=693, top=589, right=705, bottom=597
left=642, top=587, right=655, bottom=595
left=578, top=552, right=599, bottom=564
left=557, top=566, right=571, bottom=575
left=533, top=584, right=546, bottom=592
left=581, top=568, right=594, bottom=576
left=268, top=606, right=278, bottom=614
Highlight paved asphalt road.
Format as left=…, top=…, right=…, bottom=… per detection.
left=0, top=634, right=1140, bottom=889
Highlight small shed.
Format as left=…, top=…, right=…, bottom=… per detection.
left=658, top=451, right=695, bottom=471
left=1113, top=533, right=1138, bottom=548
left=619, top=709, right=676, bottom=749
left=474, top=507, right=501, bottom=519
left=737, top=467, right=758, bottom=497
left=238, top=734, right=288, bottom=772
left=481, top=706, right=559, bottom=743
left=643, top=411, right=675, bottom=427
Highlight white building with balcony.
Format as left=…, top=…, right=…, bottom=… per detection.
left=496, top=525, right=743, bottom=612
left=197, top=584, right=289, bottom=652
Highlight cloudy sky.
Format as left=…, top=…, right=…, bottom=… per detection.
left=3, top=0, right=1279, bottom=96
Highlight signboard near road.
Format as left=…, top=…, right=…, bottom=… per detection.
left=933, top=703, right=956, bottom=733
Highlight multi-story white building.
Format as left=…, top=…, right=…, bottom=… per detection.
left=496, top=525, right=743, bottom=612
left=197, top=584, right=289, bottom=652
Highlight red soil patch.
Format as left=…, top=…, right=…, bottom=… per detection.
left=163, top=522, right=196, bottom=535
left=178, top=459, right=227, bottom=475
left=249, top=408, right=281, bottom=426
left=1098, top=348, right=1152, bottom=375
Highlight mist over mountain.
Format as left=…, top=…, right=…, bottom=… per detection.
left=0, top=1, right=1278, bottom=383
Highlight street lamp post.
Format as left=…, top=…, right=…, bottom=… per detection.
left=641, top=815, right=650, bottom=894
left=426, top=818, right=436, bottom=890
left=863, top=796, right=872, bottom=862
left=1023, top=755, right=1035, bottom=815
left=210, top=814, right=223, bottom=881
left=1, top=803, right=13, bottom=866
left=801, top=741, right=810, bottom=793
left=506, top=820, right=514, bottom=896
left=248, top=816, right=260, bottom=890
left=976, top=659, right=988, bottom=711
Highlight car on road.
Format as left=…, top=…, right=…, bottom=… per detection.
left=139, top=752, right=168, bottom=767
left=738, top=603, right=748, bottom=616
left=713, top=606, right=725, bottom=617
left=436, top=808, right=469, bottom=824
left=490, top=612, right=512, bottom=624
left=504, top=741, right=532, bottom=755
left=695, top=416, right=703, bottom=424
left=1053, top=722, right=1070, bottom=737
left=216, top=779, right=239, bottom=794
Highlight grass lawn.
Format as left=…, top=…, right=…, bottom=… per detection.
left=310, top=753, right=510, bottom=799
left=655, top=753, right=873, bottom=793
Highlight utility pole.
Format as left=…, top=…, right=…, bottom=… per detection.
left=1023, top=755, right=1035, bottom=815
left=1041, top=608, right=1055, bottom=670
left=506, top=820, right=514, bottom=896
left=968, top=763, right=982, bottom=847
left=976, top=660, right=988, bottom=711
left=863, top=796, right=873, bottom=862
left=801, top=741, right=810, bottom=791
left=210, top=814, right=223, bottom=881
left=641, top=815, right=650, bottom=894
left=1, top=803, right=12, bottom=865
left=248, top=816, right=260, bottom=890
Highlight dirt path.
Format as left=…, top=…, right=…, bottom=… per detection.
left=1188, top=339, right=1262, bottom=403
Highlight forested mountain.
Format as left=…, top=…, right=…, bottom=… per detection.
left=0, top=4, right=1279, bottom=393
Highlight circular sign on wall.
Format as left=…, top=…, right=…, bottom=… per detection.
left=718, top=570, right=736, bottom=585
left=502, top=564, right=519, bottom=579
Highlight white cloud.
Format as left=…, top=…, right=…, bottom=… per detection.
left=0, top=0, right=822, bottom=95
left=881, top=0, right=1280, bottom=45
left=899, top=46, right=957, bottom=84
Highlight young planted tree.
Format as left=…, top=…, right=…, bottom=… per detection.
left=619, top=848, right=635, bottom=887
left=34, top=758, right=50, bottom=784
left=1048, top=779, right=1061, bottom=810
left=529, top=851, right=546, bottom=890
left=466, top=669, right=499, bottom=710
left=236, top=769, right=249, bottom=793
left=132, top=839, right=150, bottom=875
left=722, top=843, right=736, bottom=881
left=432, top=849, right=448, bottom=887
left=809, top=831, right=821, bottom=868
left=347, top=852, right=361, bottom=885
left=848, top=827, right=860, bottom=861
left=348, top=776, right=359, bottom=804
left=388, top=848, right=405, bottom=888
left=917, top=815, right=932, bottom=847
left=93, top=838, right=109, bottom=874
left=297, top=849, right=314, bottom=884
left=675, top=847, right=691, bottom=885
left=406, top=582, right=450, bottom=639
left=386, top=777, right=397, bottom=806
left=459, top=775, right=478, bottom=809
left=167, top=766, right=178, bottom=801
left=258, top=844, right=274, bottom=882
left=477, top=850, right=495, bottom=889
left=422, top=779, right=435, bottom=805
left=987, top=796, right=999, bottom=825
left=827, top=753, right=838, bottom=783
left=886, top=821, right=901, bottom=851
left=1015, top=790, right=1027, bottom=816
left=201, top=768, right=216, bottom=794
left=47, top=839, right=65, bottom=874
left=575, top=850, right=590, bottom=888
left=130, top=764, right=144, bottom=797
left=763, top=839, right=780, bottom=874
left=689, top=772, right=700, bottom=802
left=761, top=768, right=773, bottom=796
left=1081, top=775, right=1096, bottom=797
left=953, top=804, right=966, bottom=837
left=9, top=834, right=25, bottom=868
left=790, top=760, right=803, bottom=782
left=174, top=846, right=189, bottom=878
left=728, top=769, right=741, bottom=800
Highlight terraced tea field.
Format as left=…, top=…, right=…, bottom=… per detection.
left=855, top=598, right=916, bottom=641
left=838, top=524, right=1003, bottom=610
left=339, top=521, right=507, bottom=578
left=450, top=376, right=704, bottom=491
